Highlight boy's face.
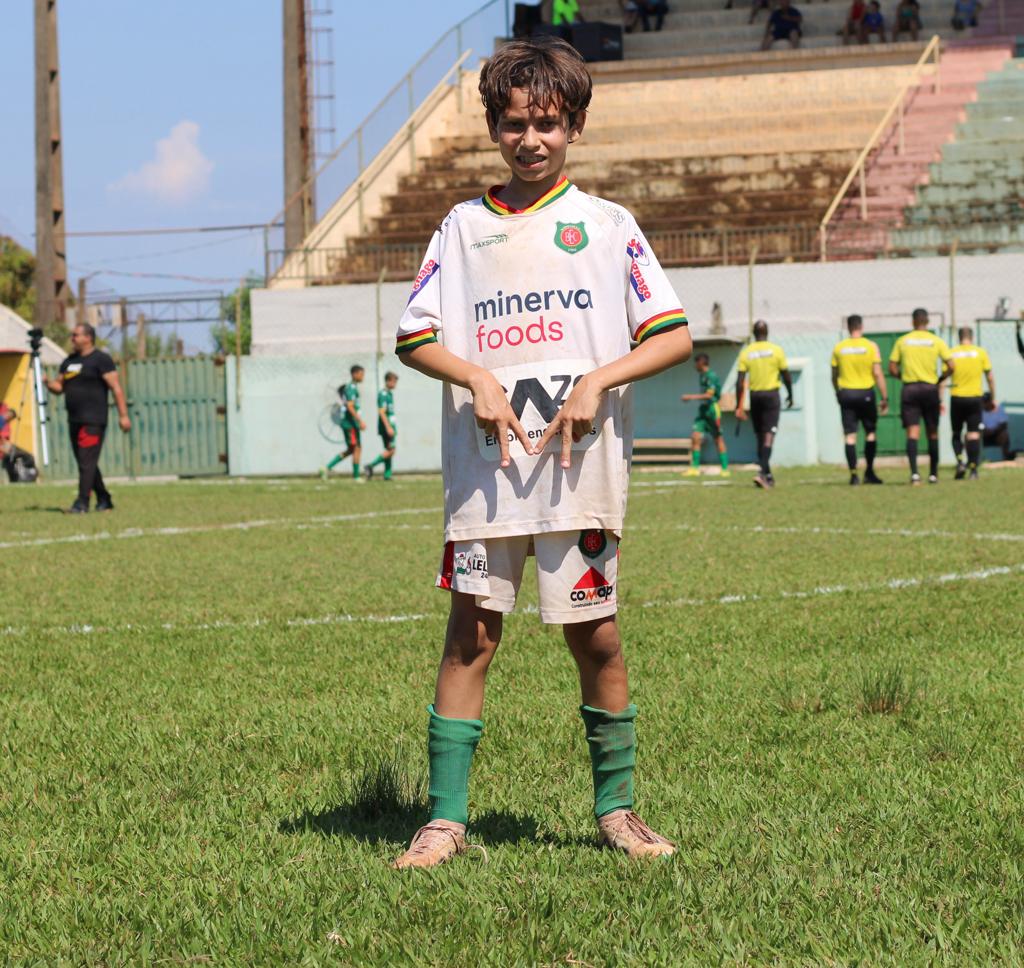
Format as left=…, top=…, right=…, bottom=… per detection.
left=386, top=376, right=398, bottom=389
left=695, top=358, right=709, bottom=374
left=488, top=89, right=584, bottom=187
left=351, top=370, right=365, bottom=384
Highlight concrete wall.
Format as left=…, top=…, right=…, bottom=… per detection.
left=245, top=251, right=1024, bottom=473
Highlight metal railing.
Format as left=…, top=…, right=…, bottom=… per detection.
left=263, top=0, right=507, bottom=281
left=819, top=34, right=942, bottom=262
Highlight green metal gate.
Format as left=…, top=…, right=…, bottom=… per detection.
left=44, top=357, right=227, bottom=479
left=869, top=333, right=905, bottom=455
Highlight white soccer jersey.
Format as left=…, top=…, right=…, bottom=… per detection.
left=396, top=177, right=687, bottom=542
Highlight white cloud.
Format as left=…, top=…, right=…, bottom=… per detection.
left=110, top=120, right=214, bottom=204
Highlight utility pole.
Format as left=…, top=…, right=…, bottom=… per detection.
left=283, top=0, right=315, bottom=251
left=34, top=0, right=68, bottom=330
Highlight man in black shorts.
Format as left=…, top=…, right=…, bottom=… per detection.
left=888, top=308, right=953, bottom=485
left=831, top=315, right=888, bottom=485
left=45, top=323, right=131, bottom=512
left=948, top=326, right=995, bottom=479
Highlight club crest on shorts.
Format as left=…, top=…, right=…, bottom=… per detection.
left=578, top=529, right=607, bottom=559
left=554, top=221, right=588, bottom=255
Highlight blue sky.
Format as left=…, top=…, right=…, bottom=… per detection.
left=0, top=0, right=499, bottom=328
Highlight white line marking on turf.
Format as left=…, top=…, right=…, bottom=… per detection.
left=4, top=563, right=1021, bottom=639
left=0, top=506, right=441, bottom=551
left=630, top=522, right=1024, bottom=543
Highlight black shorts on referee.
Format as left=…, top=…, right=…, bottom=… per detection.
left=900, top=382, right=940, bottom=432
left=750, top=390, right=781, bottom=437
left=837, top=388, right=878, bottom=435
left=950, top=396, right=984, bottom=437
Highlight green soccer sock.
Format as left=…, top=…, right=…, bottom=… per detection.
left=383, top=457, right=392, bottom=479
left=352, top=463, right=360, bottom=479
left=581, top=704, right=637, bottom=819
left=691, top=447, right=701, bottom=468
left=368, top=454, right=385, bottom=469
left=719, top=449, right=729, bottom=471
left=327, top=454, right=343, bottom=470
left=427, top=704, right=483, bottom=826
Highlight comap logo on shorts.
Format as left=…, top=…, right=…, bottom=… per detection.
left=554, top=221, right=588, bottom=254
left=570, top=567, right=614, bottom=608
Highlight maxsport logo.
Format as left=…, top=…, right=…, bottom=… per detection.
left=570, top=567, right=615, bottom=608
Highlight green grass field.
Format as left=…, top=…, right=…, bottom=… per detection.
left=2, top=467, right=1023, bottom=965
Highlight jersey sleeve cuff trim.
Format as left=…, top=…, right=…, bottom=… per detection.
left=396, top=328, right=437, bottom=353
left=634, top=310, right=688, bottom=343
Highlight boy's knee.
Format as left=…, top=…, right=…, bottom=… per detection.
left=565, top=618, right=623, bottom=666
left=445, top=599, right=502, bottom=665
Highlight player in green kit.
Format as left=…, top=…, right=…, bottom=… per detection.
left=681, top=353, right=729, bottom=477
left=320, top=364, right=366, bottom=481
left=366, top=371, right=398, bottom=481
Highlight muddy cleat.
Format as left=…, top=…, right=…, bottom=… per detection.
left=864, top=470, right=883, bottom=485
left=683, top=468, right=700, bottom=477
left=955, top=462, right=966, bottom=481
left=391, top=820, right=482, bottom=870
left=910, top=474, right=922, bottom=487
left=598, top=810, right=676, bottom=859
left=849, top=473, right=860, bottom=486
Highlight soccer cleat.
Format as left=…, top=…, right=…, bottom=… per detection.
left=94, top=499, right=114, bottom=512
left=683, top=468, right=700, bottom=477
left=863, top=470, right=884, bottom=485
left=365, top=464, right=375, bottom=480
left=65, top=501, right=88, bottom=514
left=954, top=462, right=966, bottom=481
left=766, top=474, right=776, bottom=488
left=969, top=467, right=979, bottom=480
left=719, top=469, right=731, bottom=478
left=753, top=474, right=770, bottom=489
left=391, top=821, right=481, bottom=870
left=849, top=473, right=860, bottom=486
left=928, top=474, right=938, bottom=485
left=910, top=474, right=922, bottom=486
left=353, top=477, right=366, bottom=484
left=318, top=466, right=329, bottom=482
left=597, top=810, right=676, bottom=859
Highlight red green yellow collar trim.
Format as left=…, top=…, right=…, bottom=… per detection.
left=482, top=177, right=571, bottom=216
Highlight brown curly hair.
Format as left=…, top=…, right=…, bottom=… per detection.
left=479, top=36, right=593, bottom=128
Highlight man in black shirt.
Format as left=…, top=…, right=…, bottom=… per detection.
left=46, top=323, right=131, bottom=513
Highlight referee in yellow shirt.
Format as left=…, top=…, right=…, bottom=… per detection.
left=948, top=326, right=996, bottom=480
left=888, top=308, right=954, bottom=485
left=831, top=314, right=889, bottom=485
left=735, top=319, right=793, bottom=488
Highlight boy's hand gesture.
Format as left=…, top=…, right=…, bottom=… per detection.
left=535, top=373, right=602, bottom=469
left=469, top=371, right=534, bottom=468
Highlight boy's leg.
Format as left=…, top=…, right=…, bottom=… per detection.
left=715, top=431, right=729, bottom=471
left=686, top=429, right=702, bottom=475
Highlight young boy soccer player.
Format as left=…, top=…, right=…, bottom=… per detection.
left=681, top=352, right=729, bottom=477
left=365, top=371, right=398, bottom=481
left=320, top=365, right=366, bottom=481
left=391, top=37, right=692, bottom=869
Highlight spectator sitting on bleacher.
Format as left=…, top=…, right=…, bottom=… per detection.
left=762, top=0, right=802, bottom=48
left=621, top=0, right=641, bottom=31
left=951, top=0, right=981, bottom=28
left=513, top=0, right=545, bottom=38
left=840, top=0, right=867, bottom=42
left=637, top=0, right=669, bottom=30
left=892, top=0, right=922, bottom=38
left=859, top=1, right=888, bottom=40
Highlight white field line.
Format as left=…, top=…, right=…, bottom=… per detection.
left=629, top=521, right=1024, bottom=543
left=3, top=562, right=1021, bottom=639
left=0, top=506, right=441, bottom=551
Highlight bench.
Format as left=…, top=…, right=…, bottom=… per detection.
left=632, top=437, right=693, bottom=464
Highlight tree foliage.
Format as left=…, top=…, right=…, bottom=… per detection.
left=210, top=276, right=259, bottom=356
left=0, top=236, right=37, bottom=323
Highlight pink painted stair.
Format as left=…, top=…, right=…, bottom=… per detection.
left=827, top=43, right=1013, bottom=256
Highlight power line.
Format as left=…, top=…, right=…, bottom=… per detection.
left=61, top=223, right=279, bottom=238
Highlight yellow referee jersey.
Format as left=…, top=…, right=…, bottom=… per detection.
left=738, top=341, right=788, bottom=391
left=949, top=344, right=991, bottom=397
left=831, top=337, right=881, bottom=390
left=889, top=331, right=952, bottom=384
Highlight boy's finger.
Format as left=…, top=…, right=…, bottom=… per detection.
left=534, top=417, right=562, bottom=454
left=496, top=420, right=511, bottom=467
left=560, top=424, right=573, bottom=468
left=509, top=415, right=534, bottom=456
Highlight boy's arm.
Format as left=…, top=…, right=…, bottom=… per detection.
left=399, top=342, right=533, bottom=467
left=535, top=326, right=692, bottom=468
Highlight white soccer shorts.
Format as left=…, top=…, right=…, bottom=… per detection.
left=436, top=529, right=619, bottom=625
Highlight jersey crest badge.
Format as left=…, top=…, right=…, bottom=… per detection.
left=554, top=221, right=588, bottom=255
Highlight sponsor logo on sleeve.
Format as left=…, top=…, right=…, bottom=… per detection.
left=554, top=221, right=588, bottom=254
left=626, top=237, right=650, bottom=266
left=406, top=259, right=439, bottom=305
left=471, top=233, right=509, bottom=250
